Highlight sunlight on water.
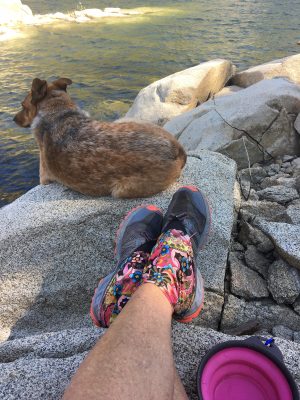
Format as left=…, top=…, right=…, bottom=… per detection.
left=0, top=0, right=299, bottom=206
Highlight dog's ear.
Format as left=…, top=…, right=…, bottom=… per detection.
left=51, top=78, right=73, bottom=92
left=31, top=78, right=47, bottom=105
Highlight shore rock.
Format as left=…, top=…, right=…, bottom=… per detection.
left=231, top=54, right=300, bottom=87
left=0, top=325, right=299, bottom=399
left=272, top=325, right=294, bottom=341
left=229, top=254, right=269, bottom=299
left=244, top=245, right=271, bottom=278
left=0, top=0, right=32, bottom=24
left=287, top=202, right=300, bottom=225
left=165, top=78, right=300, bottom=169
left=240, top=200, right=288, bottom=222
left=255, top=220, right=300, bottom=270
left=214, top=85, right=243, bottom=97
left=125, top=59, right=235, bottom=125
left=0, top=151, right=236, bottom=341
left=257, top=185, right=299, bottom=204
left=268, top=259, right=300, bottom=304
left=221, top=294, right=300, bottom=332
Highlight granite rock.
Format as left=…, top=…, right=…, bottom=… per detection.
left=256, top=185, right=299, bottom=204
left=214, top=85, right=243, bottom=97
left=286, top=201, right=300, bottom=225
left=240, top=200, right=288, bottom=223
left=272, top=325, right=294, bottom=341
left=231, top=54, right=300, bottom=87
left=255, top=220, right=300, bottom=270
left=221, top=294, right=300, bottom=332
left=165, top=78, right=300, bottom=168
left=0, top=325, right=299, bottom=400
left=0, top=151, right=236, bottom=340
left=238, top=220, right=274, bottom=253
left=125, top=59, right=234, bottom=125
left=229, top=253, right=269, bottom=299
left=244, top=245, right=271, bottom=278
left=268, top=259, right=300, bottom=304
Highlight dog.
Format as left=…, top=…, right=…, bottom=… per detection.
left=14, top=78, right=187, bottom=198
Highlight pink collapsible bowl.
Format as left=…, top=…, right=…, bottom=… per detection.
left=197, top=337, right=299, bottom=400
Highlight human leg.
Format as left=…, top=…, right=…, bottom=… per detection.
left=64, top=284, right=175, bottom=400
left=65, top=187, right=210, bottom=400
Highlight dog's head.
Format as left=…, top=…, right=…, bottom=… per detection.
left=13, top=77, right=72, bottom=127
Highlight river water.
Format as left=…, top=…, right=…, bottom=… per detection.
left=1, top=0, right=299, bottom=206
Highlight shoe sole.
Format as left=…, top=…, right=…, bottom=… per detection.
left=174, top=186, right=212, bottom=324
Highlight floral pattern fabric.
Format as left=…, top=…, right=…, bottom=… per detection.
left=144, top=229, right=195, bottom=317
left=92, top=251, right=149, bottom=328
left=91, top=229, right=195, bottom=328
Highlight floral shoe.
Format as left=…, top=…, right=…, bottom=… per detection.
left=90, top=205, right=163, bottom=328
left=144, top=186, right=211, bottom=323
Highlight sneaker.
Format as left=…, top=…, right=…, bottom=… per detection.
left=145, top=186, right=211, bottom=323
left=90, top=205, right=163, bottom=328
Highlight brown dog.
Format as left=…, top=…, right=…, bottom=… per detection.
left=14, top=78, right=186, bottom=198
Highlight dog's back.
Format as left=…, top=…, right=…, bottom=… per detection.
left=14, top=77, right=187, bottom=198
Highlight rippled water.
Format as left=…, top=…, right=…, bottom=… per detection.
left=1, top=0, right=299, bottom=206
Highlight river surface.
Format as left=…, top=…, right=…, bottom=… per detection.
left=1, top=0, right=299, bottom=206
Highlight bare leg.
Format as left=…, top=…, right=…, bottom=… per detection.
left=64, top=284, right=183, bottom=400
left=174, top=369, right=189, bottom=400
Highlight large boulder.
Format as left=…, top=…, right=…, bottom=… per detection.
left=0, top=0, right=32, bottom=24
left=231, top=54, right=300, bottom=87
left=124, top=59, right=235, bottom=125
left=0, top=325, right=299, bottom=400
left=165, top=78, right=300, bottom=169
left=0, top=150, right=236, bottom=341
left=254, top=220, right=300, bottom=270
left=221, top=294, right=300, bottom=332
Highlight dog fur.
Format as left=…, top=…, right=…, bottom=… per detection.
left=14, top=78, right=187, bottom=198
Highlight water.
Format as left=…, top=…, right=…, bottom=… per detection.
left=1, top=0, right=299, bottom=206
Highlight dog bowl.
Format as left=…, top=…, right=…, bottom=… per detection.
left=197, top=337, right=299, bottom=400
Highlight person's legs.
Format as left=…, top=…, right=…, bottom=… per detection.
left=65, top=187, right=210, bottom=400
left=64, top=284, right=180, bottom=400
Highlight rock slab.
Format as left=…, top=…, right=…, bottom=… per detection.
left=255, top=220, right=300, bottom=270
left=0, top=150, right=236, bottom=340
left=165, top=78, right=300, bottom=169
left=231, top=54, right=300, bottom=87
left=125, top=59, right=234, bottom=125
left=0, top=325, right=299, bottom=400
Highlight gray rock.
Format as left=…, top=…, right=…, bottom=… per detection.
left=264, top=163, right=281, bottom=176
left=238, top=220, right=274, bottom=253
left=294, top=331, right=300, bottom=343
left=282, top=155, right=295, bottom=163
left=221, top=294, right=300, bottom=332
left=293, top=297, right=300, bottom=315
left=0, top=325, right=299, bottom=400
left=286, top=202, right=300, bottom=225
left=261, top=176, right=297, bottom=189
left=231, top=241, right=244, bottom=252
left=255, top=220, right=300, bottom=270
left=0, top=151, right=236, bottom=340
left=272, top=325, right=294, bottom=340
left=165, top=78, right=300, bottom=168
left=231, top=54, right=300, bottom=87
left=214, top=85, right=243, bottom=97
left=195, top=291, right=224, bottom=330
left=257, top=185, right=299, bottom=204
left=295, top=114, right=300, bottom=134
left=240, top=200, right=288, bottom=223
left=268, top=259, right=300, bottom=304
left=229, top=254, right=269, bottom=299
left=125, top=59, right=234, bottom=125
left=244, top=245, right=271, bottom=278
